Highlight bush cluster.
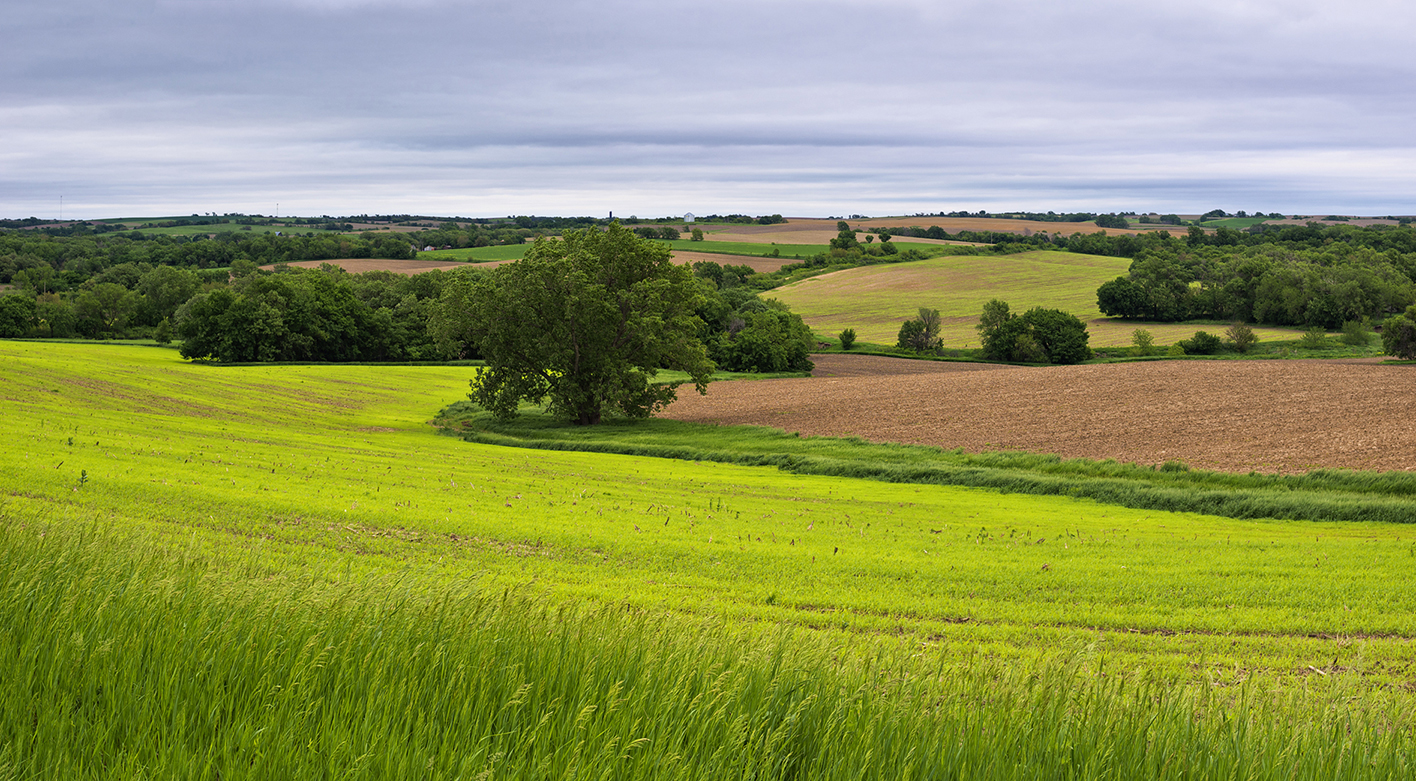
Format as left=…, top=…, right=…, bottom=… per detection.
left=976, top=299, right=1091, bottom=364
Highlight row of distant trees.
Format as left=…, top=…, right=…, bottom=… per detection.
left=1096, top=243, right=1416, bottom=328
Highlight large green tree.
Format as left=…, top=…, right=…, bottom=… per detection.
left=462, top=223, right=713, bottom=425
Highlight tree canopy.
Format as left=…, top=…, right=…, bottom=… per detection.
left=976, top=299, right=1092, bottom=364
left=462, top=223, right=713, bottom=425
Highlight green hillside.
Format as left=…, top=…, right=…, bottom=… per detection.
left=2, top=341, right=1413, bottom=776
left=771, top=250, right=1306, bottom=348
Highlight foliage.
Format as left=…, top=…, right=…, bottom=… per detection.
left=1131, top=328, right=1154, bottom=355
left=1382, top=305, right=1416, bottom=359
left=1298, top=327, right=1330, bottom=350
left=1178, top=330, right=1224, bottom=355
left=977, top=299, right=1091, bottom=364
left=0, top=293, right=36, bottom=337
left=838, top=327, right=856, bottom=350
left=174, top=265, right=451, bottom=362
left=1341, top=318, right=1373, bottom=347
left=1224, top=322, right=1258, bottom=353
left=711, top=308, right=814, bottom=373
left=1094, top=229, right=1416, bottom=328
left=1094, top=213, right=1129, bottom=229
left=460, top=223, right=712, bottom=425
left=896, top=307, right=942, bottom=353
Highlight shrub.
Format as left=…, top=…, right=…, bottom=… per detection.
left=1298, top=328, right=1329, bottom=350
left=1225, top=323, right=1258, bottom=353
left=1340, top=319, right=1372, bottom=347
left=1167, top=344, right=1186, bottom=356
left=1382, top=306, right=1416, bottom=359
left=1131, top=328, right=1154, bottom=356
left=896, top=308, right=941, bottom=353
left=1178, top=330, right=1223, bottom=355
left=839, top=328, right=856, bottom=351
left=977, top=299, right=1091, bottom=364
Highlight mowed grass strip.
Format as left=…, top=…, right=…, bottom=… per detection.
left=770, top=250, right=1305, bottom=348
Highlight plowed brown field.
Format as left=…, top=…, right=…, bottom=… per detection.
left=664, top=354, right=1416, bottom=474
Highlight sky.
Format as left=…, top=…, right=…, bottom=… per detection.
left=4, top=0, right=1414, bottom=220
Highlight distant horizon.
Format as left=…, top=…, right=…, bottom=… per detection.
left=7, top=209, right=1415, bottom=225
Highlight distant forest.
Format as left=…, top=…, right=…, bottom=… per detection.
left=3, top=214, right=1415, bottom=353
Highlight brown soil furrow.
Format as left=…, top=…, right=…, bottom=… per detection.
left=667, top=355, right=1416, bottom=474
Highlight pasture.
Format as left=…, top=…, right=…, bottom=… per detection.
left=768, top=250, right=1308, bottom=348
left=3, top=341, right=1415, bottom=777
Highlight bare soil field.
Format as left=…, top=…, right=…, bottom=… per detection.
left=265, top=252, right=795, bottom=275
left=262, top=258, right=485, bottom=274
left=667, top=250, right=799, bottom=273
left=666, top=355, right=1416, bottom=474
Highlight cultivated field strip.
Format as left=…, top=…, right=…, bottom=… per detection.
left=665, top=354, right=1416, bottom=474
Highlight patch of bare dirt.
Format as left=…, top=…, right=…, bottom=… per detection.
left=665, top=356, right=1416, bottom=474
left=262, top=259, right=480, bottom=275
left=808, top=354, right=1019, bottom=378
left=667, top=251, right=798, bottom=273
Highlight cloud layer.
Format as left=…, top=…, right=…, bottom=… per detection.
left=4, top=0, right=1413, bottom=218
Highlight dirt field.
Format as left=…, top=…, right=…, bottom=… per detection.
left=665, top=355, right=1416, bottom=474
left=265, top=251, right=794, bottom=275
left=667, top=251, right=799, bottom=273
left=261, top=258, right=490, bottom=274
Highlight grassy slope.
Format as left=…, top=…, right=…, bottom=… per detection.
left=770, top=250, right=1307, bottom=348
left=415, top=244, right=531, bottom=262
left=4, top=342, right=1415, bottom=776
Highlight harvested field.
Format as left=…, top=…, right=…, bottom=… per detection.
left=261, top=258, right=493, bottom=274
left=667, top=250, right=798, bottom=273
left=808, top=353, right=1018, bottom=378
left=665, top=355, right=1416, bottom=474
left=265, top=252, right=793, bottom=275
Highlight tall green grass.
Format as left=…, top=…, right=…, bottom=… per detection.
left=8, top=341, right=1416, bottom=776
left=4, top=517, right=1413, bottom=780
left=441, top=406, right=1416, bottom=524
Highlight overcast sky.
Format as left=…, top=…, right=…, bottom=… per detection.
left=4, top=0, right=1414, bottom=219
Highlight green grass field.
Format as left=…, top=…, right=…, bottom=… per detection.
left=3, top=341, right=1414, bottom=777
left=769, top=250, right=1309, bottom=348
left=415, top=244, right=532, bottom=262
left=1199, top=217, right=1273, bottom=229
left=99, top=220, right=345, bottom=237
left=665, top=239, right=832, bottom=259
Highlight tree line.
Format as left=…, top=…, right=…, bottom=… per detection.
left=1096, top=242, right=1416, bottom=328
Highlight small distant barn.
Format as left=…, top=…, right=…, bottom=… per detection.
left=684, top=213, right=695, bottom=223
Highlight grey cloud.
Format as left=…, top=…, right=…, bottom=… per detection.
left=3, top=0, right=1414, bottom=217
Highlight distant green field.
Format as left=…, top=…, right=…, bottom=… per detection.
left=664, top=239, right=830, bottom=259
left=1198, top=217, right=1271, bottom=229
left=104, top=221, right=350, bottom=237
left=4, top=341, right=1415, bottom=776
left=771, top=250, right=1307, bottom=348
left=416, top=244, right=529, bottom=262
